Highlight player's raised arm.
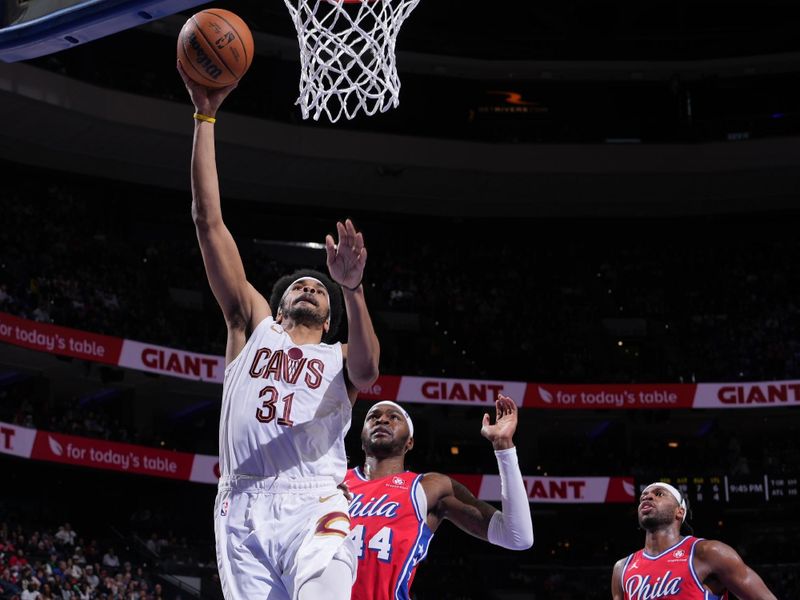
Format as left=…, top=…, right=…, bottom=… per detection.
left=178, top=62, right=268, bottom=361
left=695, top=540, right=777, bottom=600
left=325, top=219, right=380, bottom=396
left=429, top=395, right=533, bottom=550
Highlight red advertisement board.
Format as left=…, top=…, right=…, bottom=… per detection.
left=0, top=311, right=122, bottom=364
left=2, top=312, right=799, bottom=411
left=30, top=429, right=195, bottom=481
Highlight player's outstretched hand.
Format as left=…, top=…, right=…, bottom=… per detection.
left=177, top=60, right=238, bottom=117
left=481, top=394, right=518, bottom=450
left=326, top=219, right=367, bottom=291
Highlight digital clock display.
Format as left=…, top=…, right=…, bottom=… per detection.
left=637, top=475, right=798, bottom=504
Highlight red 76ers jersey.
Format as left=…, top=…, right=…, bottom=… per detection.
left=345, top=468, right=434, bottom=600
left=622, top=536, right=728, bottom=600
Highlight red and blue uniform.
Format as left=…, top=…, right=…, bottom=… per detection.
left=345, top=468, right=434, bottom=600
left=621, top=536, right=729, bottom=600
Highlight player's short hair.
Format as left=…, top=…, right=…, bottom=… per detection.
left=270, top=269, right=343, bottom=343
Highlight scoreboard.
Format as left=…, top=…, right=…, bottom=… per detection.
left=637, top=475, right=799, bottom=505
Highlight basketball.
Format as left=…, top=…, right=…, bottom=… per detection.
left=177, top=9, right=254, bottom=89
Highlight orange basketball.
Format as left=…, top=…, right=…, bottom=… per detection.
left=177, top=9, right=254, bottom=89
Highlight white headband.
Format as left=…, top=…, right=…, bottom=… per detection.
left=368, top=401, right=414, bottom=437
left=279, top=277, right=330, bottom=319
left=643, top=482, right=688, bottom=521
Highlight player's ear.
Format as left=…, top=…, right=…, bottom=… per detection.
left=676, top=506, right=686, bottom=523
left=404, top=437, right=414, bottom=454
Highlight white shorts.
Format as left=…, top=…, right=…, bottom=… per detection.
left=214, top=475, right=357, bottom=600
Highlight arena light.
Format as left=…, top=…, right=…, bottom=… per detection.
left=253, top=240, right=326, bottom=251
left=727, top=131, right=750, bottom=141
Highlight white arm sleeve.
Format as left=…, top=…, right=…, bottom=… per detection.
left=487, top=447, right=534, bottom=550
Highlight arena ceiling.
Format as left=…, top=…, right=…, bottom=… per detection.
left=202, top=0, right=800, bottom=61
left=5, top=1, right=800, bottom=217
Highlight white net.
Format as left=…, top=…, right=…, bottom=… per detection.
left=284, top=0, right=421, bottom=122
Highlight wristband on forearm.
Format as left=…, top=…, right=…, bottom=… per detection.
left=193, top=112, right=216, bottom=124
left=341, top=280, right=362, bottom=292
left=487, top=447, right=534, bottom=550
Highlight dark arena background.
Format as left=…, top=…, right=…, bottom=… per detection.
left=2, top=1, right=800, bottom=599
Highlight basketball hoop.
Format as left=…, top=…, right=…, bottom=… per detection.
left=283, top=0, right=421, bottom=122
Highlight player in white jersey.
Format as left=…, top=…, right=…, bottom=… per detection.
left=179, top=64, right=380, bottom=600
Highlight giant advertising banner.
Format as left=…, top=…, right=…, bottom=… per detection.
left=2, top=312, right=799, bottom=410
left=0, top=420, right=634, bottom=503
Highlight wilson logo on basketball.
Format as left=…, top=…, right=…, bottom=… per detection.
left=178, top=9, right=253, bottom=89
left=187, top=32, right=223, bottom=80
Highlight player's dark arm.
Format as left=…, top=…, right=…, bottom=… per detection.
left=611, top=558, right=626, bottom=600
left=179, top=63, right=268, bottom=362
left=433, top=475, right=533, bottom=550
left=435, top=475, right=497, bottom=539
left=695, top=541, right=777, bottom=600
left=326, top=220, right=379, bottom=396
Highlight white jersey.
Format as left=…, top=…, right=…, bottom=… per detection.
left=219, top=316, right=351, bottom=481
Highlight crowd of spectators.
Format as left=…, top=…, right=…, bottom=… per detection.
left=1, top=501, right=797, bottom=600
left=0, top=522, right=170, bottom=600
left=1, top=168, right=800, bottom=477
left=4, top=10, right=800, bottom=598
left=0, top=170, right=800, bottom=383
left=0, top=180, right=226, bottom=355
left=2, top=170, right=799, bottom=384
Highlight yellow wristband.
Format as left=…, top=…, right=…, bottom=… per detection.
left=193, top=112, right=216, bottom=124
